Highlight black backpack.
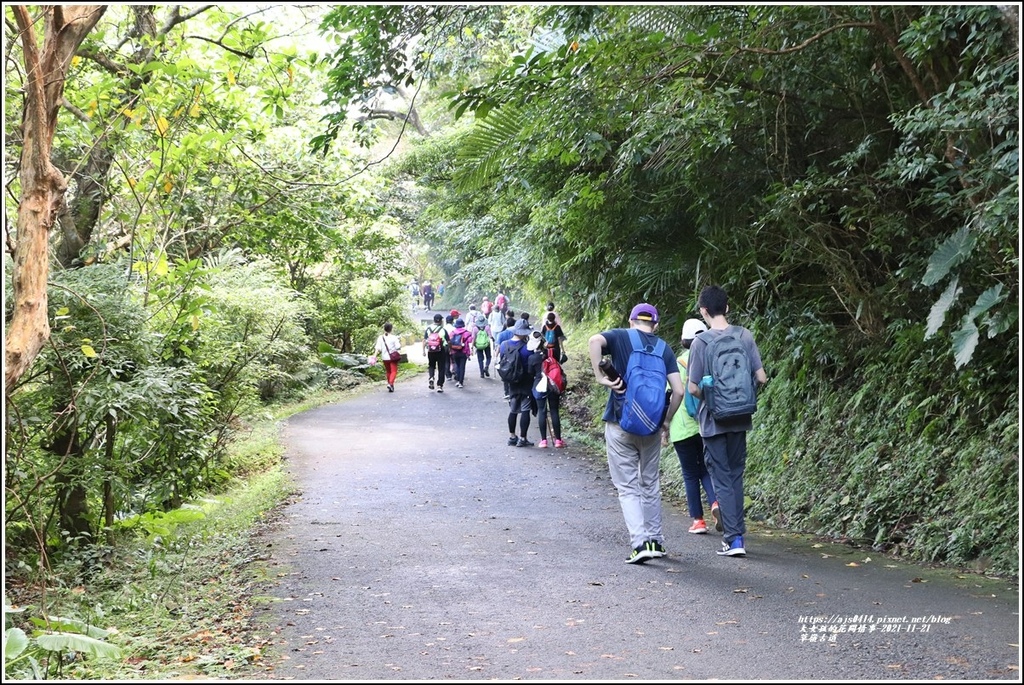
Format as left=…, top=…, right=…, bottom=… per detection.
left=702, top=326, right=758, bottom=420
left=497, top=340, right=527, bottom=384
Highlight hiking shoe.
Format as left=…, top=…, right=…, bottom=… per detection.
left=503, top=394, right=510, bottom=400
left=387, top=384, right=394, bottom=392
left=710, top=501, right=722, bottom=532
left=717, top=536, right=746, bottom=557
left=428, top=378, right=435, bottom=389
left=625, top=545, right=653, bottom=564
left=437, top=386, right=444, bottom=393
left=516, top=437, right=534, bottom=448
left=484, top=369, right=490, bottom=378
left=688, top=519, right=708, bottom=535
left=507, top=436, right=518, bottom=446
left=456, top=382, right=463, bottom=388
left=646, top=540, right=667, bottom=558
left=538, top=439, right=549, bottom=448
left=554, top=439, right=566, bottom=448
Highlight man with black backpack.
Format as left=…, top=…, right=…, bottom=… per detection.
left=498, top=319, right=535, bottom=447
left=588, top=303, right=684, bottom=565
left=687, top=285, right=767, bottom=558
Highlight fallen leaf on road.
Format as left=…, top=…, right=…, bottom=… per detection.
left=846, top=562, right=860, bottom=567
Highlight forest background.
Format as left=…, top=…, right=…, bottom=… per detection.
left=2, top=4, right=1019, bottom=679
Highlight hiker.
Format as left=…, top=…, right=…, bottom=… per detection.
left=542, top=301, right=563, bottom=328
left=494, top=316, right=517, bottom=400
left=471, top=313, right=493, bottom=378
left=529, top=333, right=567, bottom=449
left=422, top=281, right=434, bottom=310
left=539, top=311, right=568, bottom=364
left=495, top=292, right=508, bottom=317
left=588, top=303, right=684, bottom=564
left=687, top=285, right=767, bottom=558
left=481, top=296, right=493, bottom=316
left=668, top=318, right=718, bottom=535
left=465, top=304, right=480, bottom=326
left=410, top=282, right=420, bottom=309
left=423, top=313, right=449, bottom=393
left=498, top=319, right=535, bottom=447
left=444, top=314, right=456, bottom=382
left=448, top=318, right=472, bottom=388
left=487, top=302, right=506, bottom=348
left=438, top=281, right=445, bottom=300
left=373, top=322, right=402, bottom=393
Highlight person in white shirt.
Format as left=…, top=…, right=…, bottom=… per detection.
left=373, top=322, right=402, bottom=392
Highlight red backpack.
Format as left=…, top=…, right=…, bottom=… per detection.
left=542, top=348, right=566, bottom=394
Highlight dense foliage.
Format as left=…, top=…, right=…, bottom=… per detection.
left=318, top=5, right=1019, bottom=573
left=3, top=8, right=1019, bottom=663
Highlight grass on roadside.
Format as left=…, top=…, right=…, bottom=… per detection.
left=3, top=386, right=362, bottom=681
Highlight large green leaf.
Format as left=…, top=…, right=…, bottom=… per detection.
left=921, top=225, right=977, bottom=286
left=4, top=627, right=29, bottom=661
left=29, top=615, right=109, bottom=639
left=965, top=284, right=1004, bottom=321
left=34, top=633, right=121, bottom=659
left=924, top=277, right=960, bottom=339
left=951, top=321, right=979, bottom=369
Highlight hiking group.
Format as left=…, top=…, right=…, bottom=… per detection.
left=588, top=285, right=766, bottom=564
left=387, top=285, right=766, bottom=563
left=418, top=297, right=569, bottom=450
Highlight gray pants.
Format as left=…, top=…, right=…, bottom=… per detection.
left=703, top=431, right=748, bottom=544
left=604, top=421, right=664, bottom=550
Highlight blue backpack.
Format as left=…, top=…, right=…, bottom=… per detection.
left=679, top=352, right=700, bottom=419
left=619, top=329, right=669, bottom=436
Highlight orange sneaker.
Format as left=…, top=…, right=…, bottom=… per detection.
left=688, top=518, right=708, bottom=534
left=710, top=501, right=722, bottom=532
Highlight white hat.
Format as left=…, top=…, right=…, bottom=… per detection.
left=681, top=318, right=707, bottom=340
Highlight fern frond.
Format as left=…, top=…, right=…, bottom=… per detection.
left=453, top=108, right=528, bottom=192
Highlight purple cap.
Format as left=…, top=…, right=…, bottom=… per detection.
left=629, top=303, right=659, bottom=323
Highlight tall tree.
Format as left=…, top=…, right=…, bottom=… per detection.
left=6, top=5, right=106, bottom=390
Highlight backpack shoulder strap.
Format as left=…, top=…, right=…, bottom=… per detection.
left=627, top=328, right=642, bottom=352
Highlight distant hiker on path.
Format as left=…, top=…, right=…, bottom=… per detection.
left=373, top=322, right=402, bottom=393
left=423, top=313, right=449, bottom=393
left=498, top=319, right=535, bottom=447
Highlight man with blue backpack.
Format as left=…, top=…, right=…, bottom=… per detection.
left=588, top=303, right=684, bottom=565
left=687, top=285, right=767, bottom=558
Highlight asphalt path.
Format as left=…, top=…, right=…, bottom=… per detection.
left=250, top=326, right=1020, bottom=681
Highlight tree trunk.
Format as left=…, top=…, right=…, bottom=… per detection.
left=5, top=5, right=107, bottom=391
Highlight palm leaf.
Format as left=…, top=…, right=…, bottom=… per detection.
left=453, top=108, right=528, bottom=192
left=924, top=277, right=960, bottom=339
left=921, top=225, right=976, bottom=287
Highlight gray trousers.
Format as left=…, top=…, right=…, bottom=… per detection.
left=703, top=431, right=748, bottom=544
left=604, top=421, right=664, bottom=550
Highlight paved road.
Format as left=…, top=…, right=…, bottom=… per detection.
left=249, top=348, right=1020, bottom=681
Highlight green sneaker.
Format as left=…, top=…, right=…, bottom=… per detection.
left=646, top=540, right=666, bottom=558
left=625, top=545, right=653, bottom=564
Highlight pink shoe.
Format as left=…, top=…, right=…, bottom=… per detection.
left=554, top=439, right=566, bottom=448
left=537, top=439, right=549, bottom=448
